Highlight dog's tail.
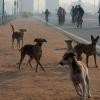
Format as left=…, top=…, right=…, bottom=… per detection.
left=10, top=24, right=15, bottom=33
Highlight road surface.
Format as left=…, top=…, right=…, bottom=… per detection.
left=37, top=14, right=100, bottom=54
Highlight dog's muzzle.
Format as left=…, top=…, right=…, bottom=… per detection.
left=59, top=61, right=64, bottom=65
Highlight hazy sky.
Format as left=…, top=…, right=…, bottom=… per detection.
left=5, top=0, right=100, bottom=14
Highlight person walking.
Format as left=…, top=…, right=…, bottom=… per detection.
left=70, top=6, right=75, bottom=23
left=77, top=5, right=84, bottom=28
left=77, top=5, right=84, bottom=19
left=45, top=9, right=50, bottom=23
left=57, top=7, right=62, bottom=25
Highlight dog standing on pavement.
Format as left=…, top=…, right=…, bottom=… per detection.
left=74, top=35, right=99, bottom=67
left=10, top=24, right=27, bottom=49
left=59, top=52, right=91, bottom=100
left=18, top=38, right=47, bottom=72
left=65, top=39, right=75, bottom=53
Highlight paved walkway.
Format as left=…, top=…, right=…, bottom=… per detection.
left=0, top=17, right=100, bottom=100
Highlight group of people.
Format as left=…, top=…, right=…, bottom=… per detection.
left=44, top=7, right=66, bottom=25
left=70, top=5, right=84, bottom=24
left=44, top=5, right=100, bottom=27
left=57, top=7, right=66, bottom=25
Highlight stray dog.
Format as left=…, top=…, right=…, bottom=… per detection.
left=59, top=52, right=91, bottom=100
left=65, top=39, right=75, bottom=53
left=74, top=35, right=99, bottom=67
left=10, top=24, right=27, bottom=49
left=19, top=38, right=47, bottom=72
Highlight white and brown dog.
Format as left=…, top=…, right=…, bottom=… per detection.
left=59, top=52, right=91, bottom=100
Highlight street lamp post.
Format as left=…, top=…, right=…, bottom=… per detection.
left=16, top=0, right=18, bottom=16
left=37, top=0, right=39, bottom=13
left=94, top=0, right=95, bottom=14
left=99, top=0, right=100, bottom=8
left=2, top=0, right=5, bottom=24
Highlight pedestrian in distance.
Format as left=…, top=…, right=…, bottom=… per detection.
left=45, top=9, right=50, bottom=24
left=57, top=7, right=66, bottom=25
left=70, top=6, right=75, bottom=23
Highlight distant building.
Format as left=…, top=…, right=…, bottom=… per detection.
left=18, top=0, right=34, bottom=14
left=0, top=0, right=3, bottom=15
left=45, top=0, right=59, bottom=13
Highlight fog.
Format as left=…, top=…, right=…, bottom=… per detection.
left=4, top=0, right=100, bottom=14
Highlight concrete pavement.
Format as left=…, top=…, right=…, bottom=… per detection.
left=37, top=14, right=100, bottom=54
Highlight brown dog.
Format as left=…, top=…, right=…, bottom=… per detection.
left=10, top=24, right=26, bottom=49
left=74, top=35, right=99, bottom=67
left=18, top=38, right=47, bottom=72
left=65, top=39, right=75, bottom=53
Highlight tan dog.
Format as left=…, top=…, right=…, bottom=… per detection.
left=10, top=24, right=27, bottom=49
left=59, top=52, right=91, bottom=100
left=19, top=38, right=47, bottom=72
left=65, top=39, right=75, bottom=53
left=74, top=35, right=99, bottom=67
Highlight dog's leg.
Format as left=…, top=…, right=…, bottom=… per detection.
left=17, top=39, right=20, bottom=49
left=35, top=59, right=46, bottom=72
left=12, top=37, right=14, bottom=48
left=19, top=53, right=25, bottom=70
left=86, top=55, right=89, bottom=68
left=86, top=75, right=91, bottom=98
left=73, top=81, right=82, bottom=97
left=36, top=63, right=39, bottom=72
left=93, top=54, right=98, bottom=67
left=17, top=39, right=19, bottom=49
left=28, top=57, right=33, bottom=69
left=22, top=38, right=23, bottom=47
left=81, top=79, right=87, bottom=100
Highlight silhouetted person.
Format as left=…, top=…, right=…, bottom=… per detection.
left=45, top=9, right=50, bottom=23
left=77, top=5, right=84, bottom=19
left=57, top=7, right=62, bottom=25
left=70, top=6, right=75, bottom=23
left=57, top=7, right=66, bottom=25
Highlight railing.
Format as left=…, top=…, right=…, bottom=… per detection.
left=0, top=15, right=15, bottom=25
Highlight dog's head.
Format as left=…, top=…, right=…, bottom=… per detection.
left=65, top=40, right=73, bottom=44
left=65, top=40, right=73, bottom=46
left=34, top=38, right=47, bottom=46
left=91, top=35, right=99, bottom=45
left=34, top=38, right=47, bottom=43
left=59, top=52, right=76, bottom=65
left=19, top=29, right=27, bottom=32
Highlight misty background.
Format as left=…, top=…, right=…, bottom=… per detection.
left=1, top=0, right=100, bottom=15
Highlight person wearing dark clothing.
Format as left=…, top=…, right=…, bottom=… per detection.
left=76, top=5, right=84, bottom=28
left=98, top=8, right=100, bottom=26
left=57, top=7, right=62, bottom=25
left=74, top=5, right=78, bottom=17
left=45, top=9, right=50, bottom=23
left=62, top=8, right=66, bottom=24
left=77, top=5, right=84, bottom=18
left=70, top=6, right=75, bottom=23
left=57, top=7, right=66, bottom=25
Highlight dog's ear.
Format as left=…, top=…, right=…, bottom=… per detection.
left=96, top=35, right=99, bottom=41
left=43, top=39, right=47, bottom=43
left=34, top=38, right=39, bottom=42
left=69, top=53, right=76, bottom=57
left=91, top=35, right=94, bottom=40
left=19, top=29, right=27, bottom=32
left=65, top=40, right=73, bottom=43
